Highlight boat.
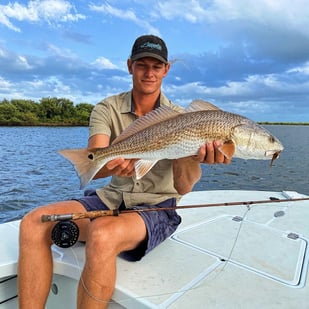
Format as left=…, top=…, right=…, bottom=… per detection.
left=1, top=189, right=308, bottom=308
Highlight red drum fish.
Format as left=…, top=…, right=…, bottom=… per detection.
left=59, top=100, right=284, bottom=189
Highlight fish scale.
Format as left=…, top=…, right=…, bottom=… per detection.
left=102, top=111, right=233, bottom=156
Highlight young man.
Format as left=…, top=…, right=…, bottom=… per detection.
left=18, top=35, right=231, bottom=308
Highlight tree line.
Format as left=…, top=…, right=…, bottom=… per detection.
left=0, top=97, right=94, bottom=126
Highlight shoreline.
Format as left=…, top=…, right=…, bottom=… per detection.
left=0, top=122, right=308, bottom=127
left=0, top=122, right=88, bottom=127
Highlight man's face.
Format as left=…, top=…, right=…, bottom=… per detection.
left=128, top=57, right=170, bottom=95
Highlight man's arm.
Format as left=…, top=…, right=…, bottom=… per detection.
left=173, top=141, right=232, bottom=195
left=88, top=134, right=137, bottom=179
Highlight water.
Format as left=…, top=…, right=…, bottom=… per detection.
left=0, top=125, right=308, bottom=223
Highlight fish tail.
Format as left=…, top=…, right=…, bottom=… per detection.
left=59, top=148, right=106, bottom=189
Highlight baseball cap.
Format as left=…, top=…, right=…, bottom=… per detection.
left=130, top=35, right=168, bottom=64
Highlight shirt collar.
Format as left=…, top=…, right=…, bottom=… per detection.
left=130, top=93, right=161, bottom=113
left=120, top=90, right=161, bottom=114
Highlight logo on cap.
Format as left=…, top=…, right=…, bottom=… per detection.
left=140, top=42, right=162, bottom=51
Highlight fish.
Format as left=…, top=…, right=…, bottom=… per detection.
left=59, top=100, right=284, bottom=189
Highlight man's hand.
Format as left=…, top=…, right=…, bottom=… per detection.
left=173, top=140, right=232, bottom=195
left=195, top=141, right=232, bottom=164
left=105, top=158, right=137, bottom=177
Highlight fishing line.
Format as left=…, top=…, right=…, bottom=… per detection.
left=69, top=247, right=110, bottom=305
left=191, top=204, right=252, bottom=290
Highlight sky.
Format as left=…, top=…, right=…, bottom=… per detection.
left=0, top=0, right=309, bottom=122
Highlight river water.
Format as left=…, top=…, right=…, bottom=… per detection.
left=0, top=125, right=308, bottom=223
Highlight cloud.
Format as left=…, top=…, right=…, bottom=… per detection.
left=62, top=30, right=92, bottom=44
left=288, top=61, right=309, bottom=75
left=92, top=57, right=119, bottom=70
left=0, top=11, right=20, bottom=32
left=1, top=1, right=309, bottom=122
left=0, top=40, right=130, bottom=104
left=89, top=3, right=160, bottom=36
left=165, top=54, right=309, bottom=122
left=157, top=0, right=209, bottom=22
left=157, top=0, right=309, bottom=31
left=0, top=44, right=34, bottom=73
left=0, top=76, right=12, bottom=92
left=157, top=0, right=309, bottom=63
left=0, top=0, right=85, bottom=32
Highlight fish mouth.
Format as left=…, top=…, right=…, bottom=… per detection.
left=270, top=151, right=282, bottom=167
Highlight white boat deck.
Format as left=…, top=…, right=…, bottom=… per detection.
left=1, top=190, right=309, bottom=308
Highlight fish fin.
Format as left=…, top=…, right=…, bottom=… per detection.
left=186, top=100, right=221, bottom=112
left=58, top=148, right=104, bottom=189
left=218, top=141, right=236, bottom=159
left=134, top=160, right=158, bottom=179
left=113, top=106, right=182, bottom=145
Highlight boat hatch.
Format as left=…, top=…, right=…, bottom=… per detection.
left=172, top=214, right=307, bottom=286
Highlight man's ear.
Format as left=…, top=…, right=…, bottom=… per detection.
left=127, top=59, right=133, bottom=74
left=163, top=62, right=171, bottom=77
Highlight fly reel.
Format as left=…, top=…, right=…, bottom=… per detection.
left=51, top=220, right=79, bottom=248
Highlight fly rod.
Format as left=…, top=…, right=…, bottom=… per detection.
left=44, top=196, right=309, bottom=248
left=42, top=196, right=309, bottom=223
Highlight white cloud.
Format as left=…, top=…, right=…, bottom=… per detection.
left=17, top=55, right=32, bottom=69
left=92, top=57, right=118, bottom=70
left=45, top=43, right=78, bottom=59
left=288, top=62, right=309, bottom=75
left=0, top=11, right=21, bottom=32
left=0, top=0, right=85, bottom=31
left=1, top=1, right=309, bottom=122
left=89, top=3, right=160, bottom=35
left=157, top=0, right=309, bottom=32
left=0, top=76, right=12, bottom=90
left=157, top=0, right=208, bottom=22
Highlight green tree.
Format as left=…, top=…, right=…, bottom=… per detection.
left=75, top=103, right=94, bottom=123
left=0, top=102, right=18, bottom=121
left=0, top=97, right=93, bottom=125
left=58, top=98, right=75, bottom=120
left=39, top=97, right=75, bottom=122
left=11, top=99, right=39, bottom=114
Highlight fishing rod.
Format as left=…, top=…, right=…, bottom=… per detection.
left=42, top=196, right=309, bottom=248
left=42, top=196, right=309, bottom=223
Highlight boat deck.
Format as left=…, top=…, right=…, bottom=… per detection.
left=1, top=190, right=308, bottom=308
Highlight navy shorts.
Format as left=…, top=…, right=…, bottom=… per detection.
left=76, top=190, right=182, bottom=261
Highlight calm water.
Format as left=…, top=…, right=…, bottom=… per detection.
left=0, top=125, right=308, bottom=223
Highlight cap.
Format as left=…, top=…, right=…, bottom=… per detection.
left=130, top=35, right=168, bottom=64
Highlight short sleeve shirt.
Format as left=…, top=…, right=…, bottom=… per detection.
left=89, top=91, right=184, bottom=210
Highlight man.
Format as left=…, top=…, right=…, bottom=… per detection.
left=18, top=35, right=231, bottom=308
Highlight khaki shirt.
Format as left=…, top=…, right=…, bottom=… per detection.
left=89, top=91, right=184, bottom=209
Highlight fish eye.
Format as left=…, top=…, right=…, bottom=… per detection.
left=88, top=153, right=94, bottom=160
left=269, top=135, right=276, bottom=143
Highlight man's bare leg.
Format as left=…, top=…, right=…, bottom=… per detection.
left=77, top=212, right=147, bottom=309
left=18, top=201, right=87, bottom=308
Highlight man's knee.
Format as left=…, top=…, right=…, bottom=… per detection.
left=86, top=219, right=126, bottom=258
left=20, top=208, right=54, bottom=246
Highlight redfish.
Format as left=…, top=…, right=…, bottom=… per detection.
left=59, top=100, right=284, bottom=189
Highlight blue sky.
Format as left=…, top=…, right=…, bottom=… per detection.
left=0, top=0, right=309, bottom=122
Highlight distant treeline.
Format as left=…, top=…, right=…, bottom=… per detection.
left=1, top=98, right=308, bottom=126
left=0, top=98, right=94, bottom=126
left=259, top=121, right=309, bottom=126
